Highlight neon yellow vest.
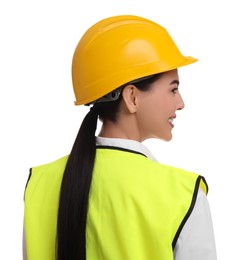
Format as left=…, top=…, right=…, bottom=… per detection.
left=24, top=147, right=207, bottom=260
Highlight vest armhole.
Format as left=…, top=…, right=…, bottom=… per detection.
left=23, top=168, right=32, bottom=201
left=200, top=176, right=209, bottom=195
left=172, top=175, right=206, bottom=249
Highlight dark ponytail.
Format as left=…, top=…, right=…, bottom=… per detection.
left=56, top=73, right=163, bottom=260
left=57, top=108, right=99, bottom=260
left=56, top=98, right=123, bottom=260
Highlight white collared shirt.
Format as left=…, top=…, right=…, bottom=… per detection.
left=96, top=136, right=217, bottom=260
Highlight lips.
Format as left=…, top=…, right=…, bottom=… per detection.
left=168, top=115, right=176, bottom=127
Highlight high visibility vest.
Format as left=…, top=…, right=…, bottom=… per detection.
left=24, top=147, right=208, bottom=260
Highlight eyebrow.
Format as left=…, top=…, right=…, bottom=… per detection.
left=170, top=79, right=180, bottom=86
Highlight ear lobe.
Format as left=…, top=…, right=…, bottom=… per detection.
left=122, top=85, right=138, bottom=113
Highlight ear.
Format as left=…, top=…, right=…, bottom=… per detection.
left=122, top=85, right=139, bottom=113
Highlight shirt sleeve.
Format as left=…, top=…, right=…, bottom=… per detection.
left=173, top=188, right=217, bottom=260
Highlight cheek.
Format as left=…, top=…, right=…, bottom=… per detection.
left=138, top=97, right=159, bottom=117
left=137, top=98, right=164, bottom=127
left=145, top=97, right=168, bottom=117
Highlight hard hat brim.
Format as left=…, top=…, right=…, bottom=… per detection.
left=74, top=55, right=197, bottom=106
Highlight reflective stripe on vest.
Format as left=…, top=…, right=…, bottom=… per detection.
left=24, top=147, right=208, bottom=260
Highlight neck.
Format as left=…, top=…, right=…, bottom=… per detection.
left=99, top=116, right=142, bottom=142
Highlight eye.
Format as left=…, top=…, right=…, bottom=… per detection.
left=172, top=87, right=179, bottom=94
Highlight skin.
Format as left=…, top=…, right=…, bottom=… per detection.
left=99, top=69, right=185, bottom=142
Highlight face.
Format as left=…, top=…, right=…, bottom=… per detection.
left=135, top=69, right=185, bottom=141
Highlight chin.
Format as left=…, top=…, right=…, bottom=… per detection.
left=158, top=133, right=173, bottom=142
left=147, top=132, right=173, bottom=142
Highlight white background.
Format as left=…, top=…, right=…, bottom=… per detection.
left=0, top=0, right=237, bottom=259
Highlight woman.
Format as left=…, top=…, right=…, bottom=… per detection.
left=23, top=15, right=217, bottom=260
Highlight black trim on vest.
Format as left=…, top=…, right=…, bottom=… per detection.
left=172, top=175, right=206, bottom=249
left=201, top=176, right=209, bottom=194
left=24, top=168, right=32, bottom=201
left=96, top=145, right=147, bottom=158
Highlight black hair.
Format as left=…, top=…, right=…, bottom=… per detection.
left=56, top=73, right=163, bottom=260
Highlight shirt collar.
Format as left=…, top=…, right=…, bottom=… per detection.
left=96, top=136, right=158, bottom=162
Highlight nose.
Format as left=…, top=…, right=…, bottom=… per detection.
left=177, top=93, right=185, bottom=111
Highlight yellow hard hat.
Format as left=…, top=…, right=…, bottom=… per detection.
left=72, top=15, right=197, bottom=105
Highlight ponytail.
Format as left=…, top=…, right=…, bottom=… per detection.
left=57, top=108, right=98, bottom=260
